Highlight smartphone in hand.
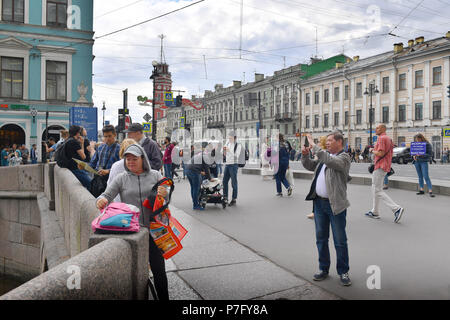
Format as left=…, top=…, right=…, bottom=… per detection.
left=304, top=136, right=309, bottom=148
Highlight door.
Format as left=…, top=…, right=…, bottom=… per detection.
left=432, top=136, right=441, bottom=160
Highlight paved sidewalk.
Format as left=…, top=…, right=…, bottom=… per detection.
left=152, top=206, right=341, bottom=300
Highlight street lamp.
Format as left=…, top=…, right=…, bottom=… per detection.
left=364, top=83, right=380, bottom=146
left=102, top=101, right=106, bottom=128
left=150, top=61, right=159, bottom=141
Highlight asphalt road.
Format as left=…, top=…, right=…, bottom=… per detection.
left=171, top=172, right=450, bottom=300
left=247, top=161, right=450, bottom=181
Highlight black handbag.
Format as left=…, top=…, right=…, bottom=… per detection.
left=89, top=145, right=115, bottom=197
left=368, top=149, right=395, bottom=176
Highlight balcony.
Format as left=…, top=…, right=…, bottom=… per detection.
left=207, top=121, right=225, bottom=129
left=275, top=112, right=293, bottom=122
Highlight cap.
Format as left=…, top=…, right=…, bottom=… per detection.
left=123, top=144, right=144, bottom=157
left=123, top=123, right=144, bottom=133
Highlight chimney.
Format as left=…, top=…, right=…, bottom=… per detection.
left=353, top=56, right=359, bottom=62
left=407, top=39, right=414, bottom=47
left=255, top=73, right=264, bottom=82
left=233, top=81, right=241, bottom=88
left=446, top=31, right=450, bottom=38
left=335, top=62, right=344, bottom=69
left=394, top=43, right=404, bottom=54
left=415, top=36, right=424, bottom=45
left=214, top=84, right=223, bottom=91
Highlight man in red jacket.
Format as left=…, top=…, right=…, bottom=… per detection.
left=163, top=137, right=174, bottom=180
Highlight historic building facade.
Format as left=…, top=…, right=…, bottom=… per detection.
left=0, top=0, right=94, bottom=158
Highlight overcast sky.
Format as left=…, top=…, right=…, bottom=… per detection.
left=91, top=0, right=450, bottom=128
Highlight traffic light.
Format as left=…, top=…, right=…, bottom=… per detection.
left=447, top=85, right=450, bottom=98
left=176, top=95, right=183, bottom=107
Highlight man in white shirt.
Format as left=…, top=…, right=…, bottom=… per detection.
left=302, top=131, right=352, bottom=287
left=222, top=131, right=244, bottom=206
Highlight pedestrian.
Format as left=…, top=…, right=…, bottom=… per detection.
left=185, top=143, right=214, bottom=210
left=1, top=145, right=9, bottom=166
left=274, top=133, right=293, bottom=197
left=261, top=137, right=273, bottom=181
left=62, top=125, right=92, bottom=189
left=80, top=127, right=93, bottom=163
left=20, top=145, right=29, bottom=164
left=88, top=125, right=120, bottom=197
left=223, top=131, right=245, bottom=206
left=306, top=136, right=328, bottom=220
left=365, top=124, right=405, bottom=223
left=162, top=137, right=174, bottom=180
left=30, top=144, right=38, bottom=164
left=46, top=138, right=56, bottom=160
left=124, top=123, right=162, bottom=171
left=412, top=133, right=435, bottom=197
left=171, top=141, right=181, bottom=182
left=8, top=147, right=22, bottom=167
left=47, top=130, right=69, bottom=161
left=107, top=138, right=136, bottom=203
left=96, top=144, right=171, bottom=300
left=301, top=132, right=352, bottom=286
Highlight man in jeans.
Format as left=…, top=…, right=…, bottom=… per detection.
left=223, top=131, right=244, bottom=207
left=302, top=131, right=352, bottom=286
left=365, top=124, right=405, bottom=223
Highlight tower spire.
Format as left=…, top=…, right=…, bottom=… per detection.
left=158, top=34, right=166, bottom=64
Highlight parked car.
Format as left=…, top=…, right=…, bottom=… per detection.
left=392, top=147, right=413, bottom=164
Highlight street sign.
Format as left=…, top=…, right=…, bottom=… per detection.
left=143, top=113, right=152, bottom=122
left=69, top=107, right=98, bottom=142
left=180, top=117, right=185, bottom=129
left=164, top=92, right=173, bottom=102
left=410, top=142, right=427, bottom=155
left=443, top=128, right=450, bottom=137
left=143, top=122, right=151, bottom=133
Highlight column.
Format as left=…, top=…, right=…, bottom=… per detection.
left=319, top=85, right=324, bottom=131
left=408, top=65, right=414, bottom=121
left=339, top=81, right=344, bottom=131
left=423, top=61, right=431, bottom=125
left=443, top=57, right=449, bottom=120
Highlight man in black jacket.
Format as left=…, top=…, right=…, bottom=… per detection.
left=124, top=123, right=162, bottom=171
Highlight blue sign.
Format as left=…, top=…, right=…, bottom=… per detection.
left=373, top=136, right=378, bottom=143
left=105, top=120, right=110, bottom=126
left=69, top=107, right=98, bottom=142
left=410, top=142, right=427, bottom=155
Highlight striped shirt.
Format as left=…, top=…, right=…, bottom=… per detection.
left=90, top=142, right=120, bottom=171
left=374, top=133, right=393, bottom=173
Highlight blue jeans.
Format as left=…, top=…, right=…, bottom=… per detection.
left=185, top=169, right=202, bottom=208
left=164, top=163, right=173, bottom=180
left=217, top=163, right=223, bottom=175
left=313, top=199, right=349, bottom=275
left=71, top=169, right=92, bottom=190
left=384, top=174, right=388, bottom=186
left=223, top=164, right=238, bottom=200
left=275, top=162, right=290, bottom=193
left=414, top=161, right=432, bottom=190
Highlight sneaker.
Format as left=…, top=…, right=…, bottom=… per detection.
left=365, top=211, right=380, bottom=219
left=429, top=192, right=435, bottom=198
left=383, top=185, right=388, bottom=190
left=229, top=199, right=236, bottom=207
left=276, top=193, right=283, bottom=197
left=339, top=273, right=352, bottom=286
left=193, top=206, right=205, bottom=211
left=313, top=270, right=329, bottom=281
left=307, top=213, right=314, bottom=219
left=287, top=186, right=293, bottom=196
left=416, top=190, right=424, bottom=195
left=393, top=207, right=404, bottom=223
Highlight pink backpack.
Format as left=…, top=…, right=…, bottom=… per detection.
left=91, top=203, right=140, bottom=234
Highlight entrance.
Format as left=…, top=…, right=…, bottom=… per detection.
left=41, top=125, right=65, bottom=144
left=432, top=136, right=441, bottom=160
left=0, top=124, right=25, bottom=148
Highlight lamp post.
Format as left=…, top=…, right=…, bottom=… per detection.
left=150, top=61, right=159, bottom=141
left=102, top=101, right=106, bottom=128
left=364, top=83, right=380, bottom=146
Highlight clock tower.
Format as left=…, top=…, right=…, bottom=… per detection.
left=153, top=63, right=172, bottom=120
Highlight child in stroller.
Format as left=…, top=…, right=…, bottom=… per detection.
left=199, top=159, right=227, bottom=209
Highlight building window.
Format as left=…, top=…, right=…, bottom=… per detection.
left=432, top=101, right=441, bottom=119
left=246, top=110, right=249, bottom=120
left=334, top=87, right=339, bottom=101
left=324, top=113, right=329, bottom=127
left=314, top=115, right=319, bottom=128
left=415, top=70, right=423, bottom=88
left=240, top=111, right=243, bottom=121
left=356, top=82, right=362, bottom=98
left=324, top=89, right=329, bottom=103
left=398, top=105, right=406, bottom=122
left=305, top=116, right=310, bottom=129
left=344, top=111, right=349, bottom=126
left=344, top=85, right=349, bottom=100
left=334, top=112, right=339, bottom=126
left=415, top=103, right=423, bottom=120
left=2, top=0, right=24, bottom=23
left=382, top=77, right=389, bottom=93
left=0, top=57, right=23, bottom=98
left=399, top=73, right=406, bottom=90
left=355, top=137, right=362, bottom=149
left=46, top=61, right=67, bottom=101
left=305, top=93, right=310, bottom=105
left=356, top=110, right=362, bottom=124
left=433, top=66, right=442, bottom=85
left=314, top=91, right=319, bottom=104
left=292, top=102, right=297, bottom=114
left=47, top=0, right=68, bottom=28
left=382, top=106, right=389, bottom=123
left=284, top=124, right=288, bottom=134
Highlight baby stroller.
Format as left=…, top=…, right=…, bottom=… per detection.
left=199, top=178, right=227, bottom=209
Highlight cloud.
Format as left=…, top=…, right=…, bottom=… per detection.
left=92, top=0, right=450, bottom=129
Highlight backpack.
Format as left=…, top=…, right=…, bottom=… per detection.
left=55, top=138, right=73, bottom=168
left=234, top=143, right=248, bottom=168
